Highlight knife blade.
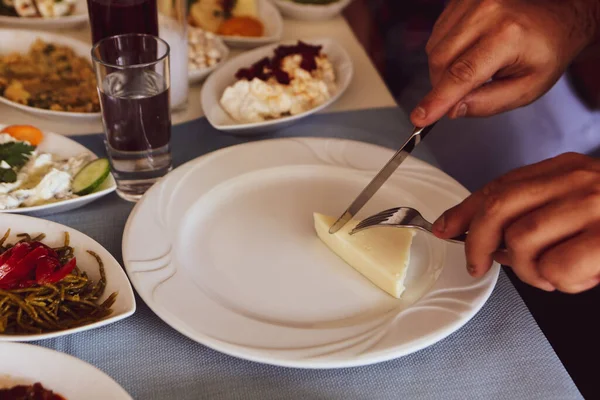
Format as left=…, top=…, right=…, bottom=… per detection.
left=328, top=123, right=437, bottom=234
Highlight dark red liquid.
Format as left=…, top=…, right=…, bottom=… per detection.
left=0, top=383, right=65, bottom=400
left=87, top=0, right=159, bottom=44
left=99, top=71, right=171, bottom=152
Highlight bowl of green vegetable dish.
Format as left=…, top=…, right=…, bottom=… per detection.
left=271, top=0, right=353, bottom=21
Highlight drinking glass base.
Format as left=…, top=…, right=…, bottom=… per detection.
left=115, top=177, right=165, bottom=202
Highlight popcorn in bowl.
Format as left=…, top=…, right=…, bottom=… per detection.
left=188, top=26, right=224, bottom=72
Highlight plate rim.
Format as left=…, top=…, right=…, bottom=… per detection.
left=122, top=137, right=499, bottom=369
left=0, top=124, right=116, bottom=215
left=271, top=0, right=353, bottom=20
left=0, top=213, right=136, bottom=342
left=0, top=342, right=132, bottom=399
left=216, top=0, right=284, bottom=47
left=200, top=37, right=354, bottom=132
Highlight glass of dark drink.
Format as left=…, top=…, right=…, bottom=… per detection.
left=92, top=34, right=172, bottom=202
left=87, top=0, right=159, bottom=45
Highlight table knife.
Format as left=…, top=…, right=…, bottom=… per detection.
left=329, top=123, right=438, bottom=234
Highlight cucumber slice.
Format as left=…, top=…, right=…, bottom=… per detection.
left=72, top=158, right=111, bottom=196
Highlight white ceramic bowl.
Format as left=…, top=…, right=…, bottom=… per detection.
left=0, top=214, right=136, bottom=342
left=188, top=34, right=230, bottom=84
left=216, top=0, right=283, bottom=48
left=0, top=0, right=88, bottom=30
left=201, top=38, right=353, bottom=135
left=0, top=124, right=116, bottom=216
left=0, top=29, right=100, bottom=121
left=0, top=342, right=132, bottom=399
left=271, top=0, right=352, bottom=21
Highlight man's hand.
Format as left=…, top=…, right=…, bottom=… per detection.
left=433, top=153, right=600, bottom=294
left=411, top=0, right=600, bottom=126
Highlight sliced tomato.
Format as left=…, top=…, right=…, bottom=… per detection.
left=38, top=257, right=76, bottom=285
left=0, top=242, right=32, bottom=282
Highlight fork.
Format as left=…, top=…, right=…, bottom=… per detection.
left=350, top=207, right=470, bottom=245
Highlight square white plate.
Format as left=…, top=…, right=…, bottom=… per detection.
left=0, top=214, right=136, bottom=341
left=201, top=38, right=354, bottom=135
left=0, top=124, right=116, bottom=216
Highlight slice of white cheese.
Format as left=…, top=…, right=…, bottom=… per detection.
left=313, top=212, right=415, bottom=298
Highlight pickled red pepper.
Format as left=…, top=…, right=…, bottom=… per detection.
left=0, top=241, right=76, bottom=289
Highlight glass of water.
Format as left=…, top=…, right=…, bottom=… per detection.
left=91, top=34, right=172, bottom=202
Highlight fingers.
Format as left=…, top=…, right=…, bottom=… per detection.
left=463, top=171, right=594, bottom=278
left=427, top=26, right=484, bottom=88
left=446, top=75, right=550, bottom=118
left=433, top=153, right=600, bottom=294
left=425, top=0, right=472, bottom=55
left=411, top=34, right=518, bottom=126
left=538, top=225, right=600, bottom=293
left=500, top=192, right=600, bottom=291
left=433, top=153, right=594, bottom=239
left=426, top=1, right=498, bottom=88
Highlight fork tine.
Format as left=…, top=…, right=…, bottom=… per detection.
left=354, top=217, right=387, bottom=231
left=355, top=208, right=399, bottom=227
left=353, top=208, right=400, bottom=230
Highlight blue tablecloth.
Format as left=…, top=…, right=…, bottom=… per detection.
left=36, top=108, right=581, bottom=399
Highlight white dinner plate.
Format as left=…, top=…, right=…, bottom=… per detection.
left=123, top=138, right=499, bottom=368
left=0, top=0, right=88, bottom=30
left=271, top=0, right=353, bottom=21
left=188, top=35, right=230, bottom=84
left=214, top=0, right=283, bottom=48
left=0, top=342, right=132, bottom=399
left=0, top=214, right=136, bottom=341
left=201, top=38, right=353, bottom=134
left=0, top=124, right=116, bottom=216
left=0, top=29, right=100, bottom=121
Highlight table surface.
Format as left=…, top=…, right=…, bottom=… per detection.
left=0, top=17, right=396, bottom=135
left=34, top=108, right=582, bottom=400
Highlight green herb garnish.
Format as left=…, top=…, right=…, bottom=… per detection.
left=0, top=142, right=35, bottom=183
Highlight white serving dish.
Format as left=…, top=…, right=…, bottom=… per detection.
left=201, top=38, right=353, bottom=135
left=216, top=0, right=283, bottom=48
left=0, top=124, right=116, bottom=216
left=0, top=342, right=132, bottom=399
left=271, top=0, right=353, bottom=21
left=0, top=29, right=100, bottom=121
left=0, top=0, right=88, bottom=30
left=0, top=214, right=136, bottom=342
left=188, top=34, right=230, bottom=84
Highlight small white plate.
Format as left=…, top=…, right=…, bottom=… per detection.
left=0, top=214, right=136, bottom=341
left=123, top=138, right=499, bottom=368
left=271, top=0, right=353, bottom=21
left=201, top=38, right=353, bottom=135
left=0, top=0, right=88, bottom=30
left=0, top=124, right=116, bottom=216
left=217, top=0, right=283, bottom=49
left=0, top=29, right=100, bottom=121
left=189, top=35, right=230, bottom=84
left=0, top=342, right=132, bottom=399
